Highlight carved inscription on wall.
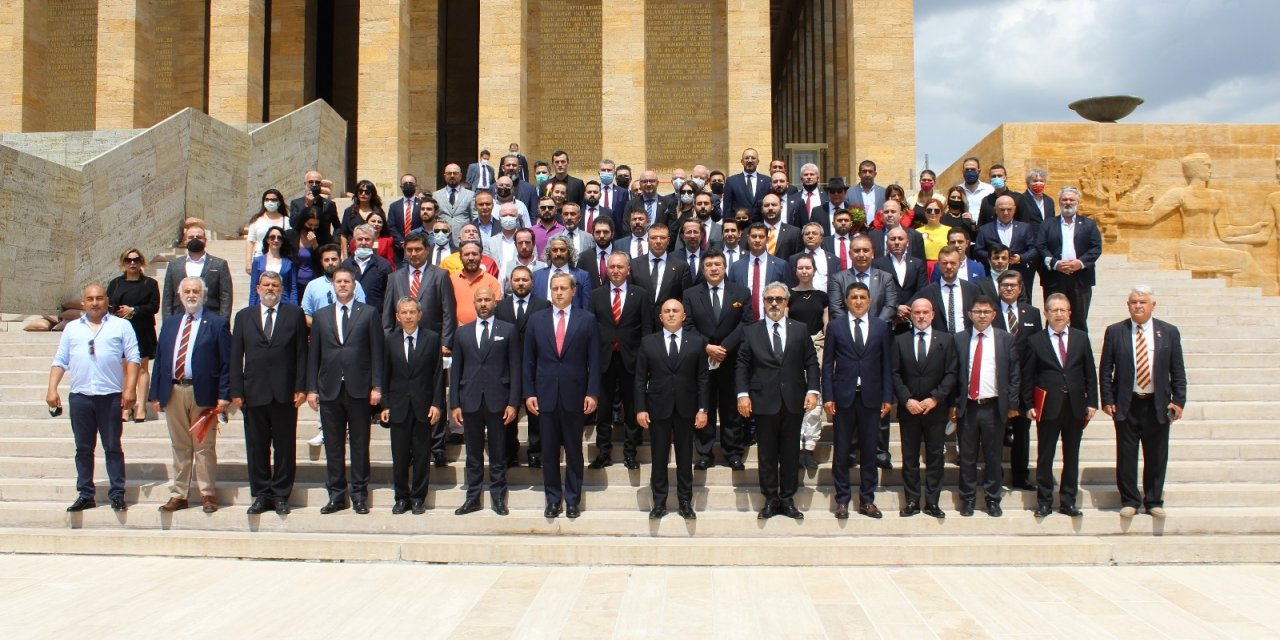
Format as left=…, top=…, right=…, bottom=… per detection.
left=645, top=0, right=725, bottom=172
left=150, top=0, right=207, bottom=118
left=45, top=0, right=98, bottom=130
left=528, top=1, right=603, bottom=166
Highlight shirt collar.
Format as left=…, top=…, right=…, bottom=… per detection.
left=665, top=328, right=682, bottom=341
left=187, top=253, right=207, bottom=264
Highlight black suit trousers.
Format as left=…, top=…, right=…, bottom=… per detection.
left=242, top=402, right=298, bottom=501
left=696, top=363, right=744, bottom=461
left=541, top=405, right=586, bottom=506
left=1116, top=396, right=1169, bottom=509
left=1009, top=414, right=1033, bottom=484
left=319, top=386, right=373, bottom=500
left=832, top=397, right=882, bottom=505
left=506, top=409, right=542, bottom=462
left=596, top=357, right=640, bottom=457
left=959, top=401, right=1005, bottom=504
left=463, top=407, right=508, bottom=502
left=755, top=410, right=801, bottom=503
left=1037, top=412, right=1084, bottom=507
left=649, top=413, right=695, bottom=504
left=1046, top=276, right=1092, bottom=332
left=899, top=409, right=947, bottom=506
left=388, top=414, right=431, bottom=501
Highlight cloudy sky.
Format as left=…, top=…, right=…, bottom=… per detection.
left=914, top=0, right=1280, bottom=172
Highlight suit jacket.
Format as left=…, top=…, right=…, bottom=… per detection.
left=671, top=248, right=709, bottom=285
left=341, top=255, right=395, bottom=312
left=465, top=162, right=496, bottom=194
left=723, top=172, right=771, bottom=220
left=163, top=254, right=233, bottom=319
left=736, top=318, right=820, bottom=415
left=531, top=265, right=593, bottom=309
left=891, top=328, right=958, bottom=407
left=868, top=227, right=926, bottom=261
left=822, top=314, right=895, bottom=408
left=977, top=190, right=1020, bottom=228
left=634, top=330, right=711, bottom=419
left=307, top=301, right=384, bottom=401
left=845, top=184, right=887, bottom=224
left=450, top=318, right=522, bottom=413
left=1022, top=327, right=1098, bottom=421
left=629, top=253, right=692, bottom=311
left=612, top=234, right=648, bottom=260
left=763, top=222, right=804, bottom=260
left=382, top=265, right=456, bottom=347
left=827, top=267, right=900, bottom=322
left=595, top=184, right=629, bottom=228
left=1018, top=190, right=1055, bottom=226
left=381, top=327, right=445, bottom=423
left=872, top=255, right=928, bottom=306
left=929, top=258, right=988, bottom=284
left=776, top=193, right=807, bottom=228
left=589, top=283, right=653, bottom=372
left=682, top=280, right=752, bottom=358
left=1037, top=215, right=1103, bottom=288
left=151, top=311, right=231, bottom=408
left=433, top=186, right=477, bottom=235
left=913, top=280, right=981, bottom=333
left=549, top=175, right=586, bottom=206
left=727, top=252, right=793, bottom=308
left=386, top=196, right=426, bottom=246
left=625, top=195, right=676, bottom=230
left=576, top=243, right=614, bottom=287
left=229, top=303, right=308, bottom=407
left=523, top=307, right=601, bottom=410
left=974, top=220, right=1039, bottom=285
left=671, top=215, right=724, bottom=255
left=1099, top=319, right=1186, bottom=424
left=953, top=328, right=1020, bottom=421
left=993, top=300, right=1043, bottom=366
left=249, top=255, right=298, bottom=306
left=796, top=187, right=830, bottom=228
left=289, top=196, right=340, bottom=246
left=495, top=294, right=550, bottom=337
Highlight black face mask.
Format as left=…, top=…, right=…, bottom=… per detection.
left=948, top=199, right=964, bottom=211
left=496, top=187, right=512, bottom=197
left=401, top=184, right=416, bottom=198
left=616, top=176, right=632, bottom=189
left=710, top=182, right=725, bottom=195
left=186, top=239, right=206, bottom=254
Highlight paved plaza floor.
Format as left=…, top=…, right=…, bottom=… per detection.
left=0, top=554, right=1277, bottom=639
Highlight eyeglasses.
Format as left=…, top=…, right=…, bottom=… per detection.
left=998, top=283, right=1020, bottom=289
left=538, top=205, right=555, bottom=210
left=88, top=339, right=96, bottom=356
left=267, top=235, right=283, bottom=241
left=764, top=296, right=786, bottom=303
left=123, top=257, right=142, bottom=264
left=970, top=309, right=994, bottom=315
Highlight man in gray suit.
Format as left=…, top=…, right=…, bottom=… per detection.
left=827, top=235, right=898, bottom=322
left=465, top=150, right=495, bottom=194
left=844, top=159, right=887, bottom=227
left=434, top=163, right=477, bottom=236
left=382, top=232, right=457, bottom=352
left=163, top=225, right=232, bottom=319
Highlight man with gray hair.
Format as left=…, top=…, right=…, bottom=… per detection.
left=340, top=223, right=395, bottom=311
left=532, top=234, right=592, bottom=309
left=1035, top=186, right=1102, bottom=330
left=151, top=276, right=232, bottom=514
left=1018, top=167, right=1055, bottom=226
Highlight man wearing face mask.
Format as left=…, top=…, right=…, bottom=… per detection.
left=388, top=174, right=423, bottom=263
left=466, top=149, right=495, bottom=195
left=340, top=224, right=395, bottom=312
left=615, top=164, right=633, bottom=191
left=485, top=203, right=524, bottom=271
left=597, top=159, right=629, bottom=225
left=301, top=244, right=368, bottom=325
left=958, top=157, right=995, bottom=220
left=492, top=175, right=532, bottom=228
left=425, top=221, right=456, bottom=268
left=533, top=161, right=553, bottom=197
left=661, top=168, right=689, bottom=211
left=501, top=154, right=540, bottom=215
left=709, top=170, right=728, bottom=221
left=690, top=165, right=711, bottom=194
left=163, top=225, right=233, bottom=320
left=978, top=164, right=1014, bottom=228
left=1018, top=167, right=1055, bottom=227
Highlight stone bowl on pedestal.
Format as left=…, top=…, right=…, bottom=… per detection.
left=1068, top=95, right=1144, bottom=123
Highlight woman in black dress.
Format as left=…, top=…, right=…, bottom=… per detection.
left=790, top=254, right=829, bottom=469
left=106, top=248, right=160, bottom=422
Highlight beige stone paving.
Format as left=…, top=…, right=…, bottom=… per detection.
left=0, top=555, right=1277, bottom=640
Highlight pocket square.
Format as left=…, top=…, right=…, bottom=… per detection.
left=494, top=336, right=506, bottom=341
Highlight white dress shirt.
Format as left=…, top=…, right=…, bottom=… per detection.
left=1132, top=319, right=1155, bottom=393
left=969, top=326, right=997, bottom=400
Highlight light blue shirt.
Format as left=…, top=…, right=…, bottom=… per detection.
left=301, top=276, right=366, bottom=316
left=52, top=314, right=140, bottom=396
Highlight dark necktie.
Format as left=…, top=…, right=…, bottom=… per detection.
left=854, top=317, right=864, bottom=351
left=711, top=285, right=722, bottom=319
left=689, top=252, right=697, bottom=275
left=946, top=284, right=956, bottom=334
left=917, top=331, right=927, bottom=362
left=481, top=319, right=491, bottom=350
left=516, top=298, right=526, bottom=324
left=449, top=188, right=456, bottom=205
left=263, top=307, right=274, bottom=340
left=406, top=334, right=414, bottom=364
left=1007, top=305, right=1018, bottom=334
left=771, top=322, right=783, bottom=357
left=669, top=333, right=679, bottom=362
left=651, top=258, right=661, bottom=298
left=339, top=305, right=349, bottom=343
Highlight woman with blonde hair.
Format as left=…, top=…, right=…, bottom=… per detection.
left=106, top=248, right=160, bottom=422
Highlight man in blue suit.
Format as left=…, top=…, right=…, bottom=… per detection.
left=822, top=282, right=894, bottom=519
left=151, top=277, right=231, bottom=514
left=1036, top=187, right=1103, bottom=331
left=974, top=195, right=1039, bottom=295
left=728, top=222, right=791, bottom=321
left=722, top=148, right=770, bottom=221
left=524, top=272, right=601, bottom=519
left=531, top=235, right=592, bottom=309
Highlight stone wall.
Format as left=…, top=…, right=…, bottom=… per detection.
left=0, top=130, right=145, bottom=167
left=939, top=123, right=1280, bottom=294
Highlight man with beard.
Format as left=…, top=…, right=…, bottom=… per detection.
left=577, top=216, right=616, bottom=286
left=502, top=153, right=539, bottom=215
left=301, top=243, right=367, bottom=326
left=532, top=235, right=592, bottom=309
left=498, top=228, right=548, bottom=293
left=497, top=266, right=551, bottom=467
left=531, top=196, right=566, bottom=256
left=434, top=163, right=477, bottom=236
left=493, top=174, right=532, bottom=227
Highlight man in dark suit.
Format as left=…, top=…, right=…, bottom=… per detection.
left=673, top=193, right=724, bottom=255
left=343, top=224, right=395, bottom=311
left=892, top=298, right=958, bottom=518
left=379, top=297, right=445, bottom=514
left=952, top=295, right=1020, bottom=518
left=789, top=222, right=840, bottom=292
left=929, top=228, right=988, bottom=284
left=1100, top=286, right=1187, bottom=519
left=797, top=163, right=830, bottom=230
left=683, top=251, right=752, bottom=470
left=769, top=171, right=807, bottom=227
left=549, top=150, right=586, bottom=205
left=1036, top=187, right=1102, bottom=331
left=501, top=153, right=538, bottom=214
left=230, top=273, right=308, bottom=515
left=387, top=174, right=425, bottom=262
left=306, top=267, right=384, bottom=515
left=151, top=277, right=231, bottom=514
left=737, top=283, right=821, bottom=520
left=992, top=271, right=1042, bottom=490
left=868, top=200, right=926, bottom=260
left=524, top=272, right=601, bottom=519
left=1024, top=293, right=1098, bottom=518
left=975, top=242, right=1011, bottom=301
left=466, top=151, right=496, bottom=194
left=728, top=222, right=791, bottom=321
left=873, top=227, right=929, bottom=334
left=629, top=223, right=692, bottom=321
left=760, top=193, right=804, bottom=260
left=531, top=236, right=593, bottom=309
left=636, top=298, right=710, bottom=520
left=163, top=225, right=232, bottom=319
left=723, top=148, right=770, bottom=220
left=823, top=282, right=895, bottom=519
left=1018, top=168, right=1055, bottom=226
left=450, top=286, right=522, bottom=516
left=496, top=266, right=550, bottom=467
left=626, top=170, right=676, bottom=230
left=588, top=252, right=653, bottom=470
left=913, top=246, right=980, bottom=334
left=383, top=231, right=456, bottom=348
left=577, top=216, right=616, bottom=287
left=613, top=209, right=651, bottom=260
left=975, top=195, right=1039, bottom=295
left=289, top=170, right=340, bottom=248
left=597, top=160, right=630, bottom=226
left=827, top=235, right=899, bottom=322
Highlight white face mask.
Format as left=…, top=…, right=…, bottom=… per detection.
left=263, top=200, right=280, bottom=213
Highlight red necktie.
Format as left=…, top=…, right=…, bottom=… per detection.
left=603, top=188, right=611, bottom=210
left=598, top=250, right=608, bottom=285
left=839, top=237, right=848, bottom=271
left=409, top=268, right=421, bottom=299
left=555, top=310, right=567, bottom=356
left=805, top=190, right=813, bottom=214
left=638, top=237, right=647, bottom=256
left=404, top=198, right=413, bottom=235
left=612, top=288, right=622, bottom=324
left=752, top=257, right=762, bottom=321
left=968, top=332, right=984, bottom=400
left=174, top=314, right=193, bottom=379
left=587, top=207, right=597, bottom=229
left=1056, top=331, right=1068, bottom=366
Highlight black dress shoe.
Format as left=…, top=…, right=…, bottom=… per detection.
left=875, top=452, right=893, bottom=470
left=274, top=500, right=291, bottom=515
left=758, top=501, right=777, bottom=519
left=391, top=500, right=410, bottom=515
left=780, top=501, right=804, bottom=520
left=505, top=457, right=520, bottom=469
left=986, top=502, right=1003, bottom=518
left=455, top=500, right=482, bottom=515
left=834, top=503, right=849, bottom=519
left=446, top=432, right=465, bottom=445
left=247, top=497, right=272, bottom=515
left=433, top=453, right=447, bottom=468
left=411, top=499, right=427, bottom=515
left=110, top=497, right=127, bottom=512
left=959, top=500, right=976, bottom=517
left=352, top=499, right=370, bottom=515
left=492, top=499, right=509, bottom=516
left=694, top=458, right=711, bottom=470
left=320, top=500, right=348, bottom=514
left=923, top=504, right=946, bottom=518
left=544, top=502, right=561, bottom=518
left=678, top=501, right=696, bottom=520
left=648, top=504, right=667, bottom=519
left=588, top=454, right=613, bottom=469
left=1034, top=504, right=1053, bottom=518
left=623, top=456, right=640, bottom=470
left=528, top=456, right=542, bottom=469
left=800, top=450, right=819, bottom=471
left=565, top=503, right=581, bottom=519
left=728, top=457, right=745, bottom=471
left=67, top=497, right=97, bottom=512
left=1012, top=481, right=1037, bottom=491
left=900, top=501, right=921, bottom=517
left=1058, top=505, right=1083, bottom=517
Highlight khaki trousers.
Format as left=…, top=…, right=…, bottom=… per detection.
left=164, top=385, right=218, bottom=498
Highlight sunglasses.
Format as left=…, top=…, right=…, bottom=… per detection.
left=764, top=296, right=786, bottom=303
left=88, top=339, right=96, bottom=356
left=267, top=235, right=283, bottom=241
left=123, top=257, right=142, bottom=264
left=538, top=205, right=555, bottom=210
left=357, top=189, right=372, bottom=194
left=925, top=208, right=941, bottom=214
left=264, top=197, right=280, bottom=202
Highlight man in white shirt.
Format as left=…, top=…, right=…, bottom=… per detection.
left=958, top=156, right=994, bottom=221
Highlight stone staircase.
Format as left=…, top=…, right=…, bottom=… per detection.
left=1, top=239, right=1278, bottom=566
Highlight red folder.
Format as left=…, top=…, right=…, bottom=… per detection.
left=1033, top=387, right=1047, bottom=421
left=188, top=408, right=220, bottom=443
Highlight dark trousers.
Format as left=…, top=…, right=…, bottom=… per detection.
left=755, top=410, right=801, bottom=503
left=1009, top=414, right=1033, bottom=484
left=832, top=398, right=881, bottom=505
left=1037, top=412, right=1084, bottom=507
left=319, top=387, right=372, bottom=501
left=463, top=407, right=507, bottom=502
left=429, top=413, right=448, bottom=457
left=1116, top=396, right=1169, bottom=509
left=1048, top=277, right=1092, bottom=332
left=242, top=401, right=298, bottom=502
left=389, top=414, right=431, bottom=501
left=506, top=409, right=541, bottom=462
left=696, top=362, right=744, bottom=461
left=899, top=407, right=947, bottom=506
left=649, top=413, right=695, bottom=504
left=69, top=392, right=125, bottom=500
left=541, top=403, right=586, bottom=506
left=595, top=358, right=640, bottom=457
left=959, top=400, right=1005, bottom=504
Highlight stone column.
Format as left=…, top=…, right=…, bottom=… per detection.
left=0, top=0, right=45, bottom=131
left=95, top=0, right=154, bottom=128
left=356, top=0, right=412, bottom=191
left=407, top=0, right=439, bottom=185
left=848, top=0, right=916, bottom=185
left=725, top=0, right=771, bottom=170
left=208, top=0, right=266, bottom=124
left=477, top=0, right=525, bottom=158
left=268, top=0, right=310, bottom=120
left=602, top=1, right=645, bottom=168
